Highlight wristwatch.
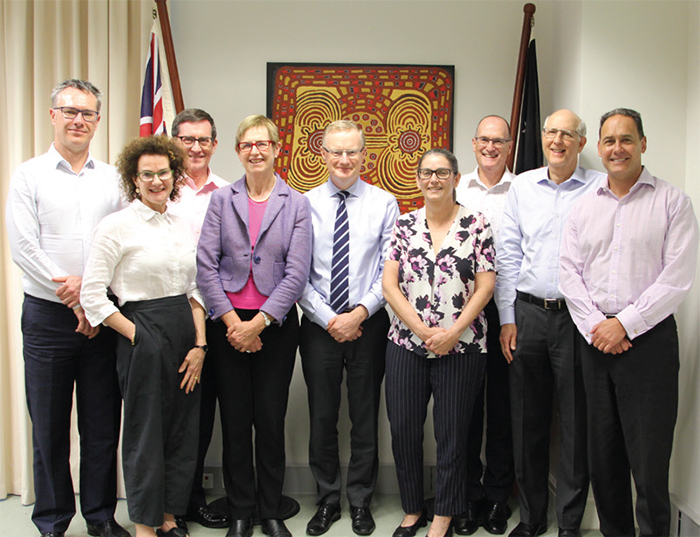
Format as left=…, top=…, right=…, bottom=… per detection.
left=195, top=344, right=208, bottom=353
left=260, top=311, right=272, bottom=327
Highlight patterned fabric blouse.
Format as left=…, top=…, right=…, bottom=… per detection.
left=387, top=204, right=495, bottom=357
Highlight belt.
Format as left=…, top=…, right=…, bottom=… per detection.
left=517, top=291, right=567, bottom=311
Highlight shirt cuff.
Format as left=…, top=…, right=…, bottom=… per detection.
left=499, top=306, right=515, bottom=325
left=615, top=305, right=649, bottom=340
left=583, top=310, right=607, bottom=344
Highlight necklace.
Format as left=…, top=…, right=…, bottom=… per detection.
left=246, top=176, right=276, bottom=203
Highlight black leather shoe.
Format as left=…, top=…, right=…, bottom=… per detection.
left=453, top=500, right=479, bottom=535
left=351, top=506, right=376, bottom=535
left=41, top=533, right=65, bottom=537
left=392, top=514, right=427, bottom=537
left=262, top=518, right=292, bottom=537
left=482, top=501, right=510, bottom=535
left=87, top=518, right=131, bottom=537
left=306, top=502, right=341, bottom=535
left=155, top=528, right=187, bottom=537
left=508, top=522, right=547, bottom=537
left=226, top=518, right=253, bottom=537
left=186, top=505, right=231, bottom=528
left=173, top=516, right=188, bottom=534
left=558, top=529, right=582, bottom=537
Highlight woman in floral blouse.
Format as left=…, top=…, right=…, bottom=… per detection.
left=382, top=148, right=496, bottom=537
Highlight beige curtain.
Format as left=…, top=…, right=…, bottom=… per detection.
left=0, top=0, right=154, bottom=503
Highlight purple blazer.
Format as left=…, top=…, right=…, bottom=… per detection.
left=196, top=174, right=312, bottom=323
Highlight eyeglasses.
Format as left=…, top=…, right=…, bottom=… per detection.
left=542, top=128, right=579, bottom=142
left=137, top=169, right=173, bottom=182
left=322, top=147, right=364, bottom=159
left=237, top=140, right=274, bottom=153
left=52, top=106, right=99, bottom=123
left=176, top=135, right=214, bottom=149
left=475, top=136, right=511, bottom=148
left=417, top=168, right=454, bottom=180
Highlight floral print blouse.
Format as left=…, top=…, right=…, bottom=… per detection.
left=387, top=204, right=495, bottom=357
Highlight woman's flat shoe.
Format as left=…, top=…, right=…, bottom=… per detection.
left=393, top=514, right=428, bottom=537
left=156, top=527, right=188, bottom=537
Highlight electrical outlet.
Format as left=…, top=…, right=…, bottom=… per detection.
left=202, top=473, right=214, bottom=489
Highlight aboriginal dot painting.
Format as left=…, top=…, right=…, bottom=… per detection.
left=267, top=64, right=454, bottom=213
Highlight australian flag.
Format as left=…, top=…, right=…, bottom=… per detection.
left=139, top=21, right=167, bottom=137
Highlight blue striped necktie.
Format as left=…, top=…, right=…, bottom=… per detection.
left=330, top=191, right=350, bottom=313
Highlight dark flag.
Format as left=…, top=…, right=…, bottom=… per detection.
left=515, top=39, right=543, bottom=174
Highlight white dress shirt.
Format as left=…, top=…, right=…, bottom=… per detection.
left=456, top=166, right=515, bottom=243
left=167, top=169, right=229, bottom=243
left=299, top=178, right=399, bottom=328
left=560, top=168, right=698, bottom=342
left=6, top=144, right=123, bottom=303
left=80, top=200, right=203, bottom=327
left=495, top=165, right=605, bottom=325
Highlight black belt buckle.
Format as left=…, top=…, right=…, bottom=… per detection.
left=544, top=298, right=560, bottom=310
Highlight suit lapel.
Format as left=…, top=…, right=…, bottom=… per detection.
left=258, top=176, right=287, bottom=239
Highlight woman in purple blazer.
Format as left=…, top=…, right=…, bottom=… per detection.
left=196, top=115, right=311, bottom=537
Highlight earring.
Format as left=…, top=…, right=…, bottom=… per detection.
left=135, top=187, right=140, bottom=194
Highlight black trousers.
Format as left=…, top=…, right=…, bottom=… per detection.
left=185, top=318, right=220, bottom=512
left=581, top=315, right=678, bottom=537
left=210, top=306, right=299, bottom=519
left=300, top=309, right=389, bottom=508
left=509, top=298, right=588, bottom=529
left=22, top=294, right=121, bottom=535
left=118, top=295, right=200, bottom=526
left=466, top=298, right=514, bottom=503
left=385, top=341, right=486, bottom=517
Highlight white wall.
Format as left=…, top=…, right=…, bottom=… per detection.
left=168, top=0, right=700, bottom=518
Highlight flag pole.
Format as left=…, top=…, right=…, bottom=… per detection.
left=507, top=3, right=536, bottom=172
left=155, top=0, right=184, bottom=113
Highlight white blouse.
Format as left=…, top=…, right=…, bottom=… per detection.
left=81, top=199, right=203, bottom=327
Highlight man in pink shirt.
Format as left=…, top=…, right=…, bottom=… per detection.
left=560, top=108, right=698, bottom=537
left=169, top=109, right=230, bottom=531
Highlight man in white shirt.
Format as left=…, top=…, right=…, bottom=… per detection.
left=299, top=120, right=399, bottom=536
left=169, top=109, right=230, bottom=531
left=6, top=79, right=129, bottom=537
left=560, top=108, right=698, bottom=537
left=454, top=115, right=515, bottom=536
left=496, top=110, right=605, bottom=537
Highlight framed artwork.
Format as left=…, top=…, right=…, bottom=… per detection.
left=267, top=63, right=455, bottom=213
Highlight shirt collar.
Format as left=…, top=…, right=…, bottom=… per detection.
left=541, top=165, right=589, bottom=186
left=326, top=176, right=364, bottom=198
left=131, top=198, right=171, bottom=222
left=467, top=166, right=514, bottom=190
left=599, top=166, right=654, bottom=196
left=184, top=169, right=219, bottom=194
left=49, top=143, right=96, bottom=173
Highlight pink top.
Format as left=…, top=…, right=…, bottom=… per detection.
left=227, top=198, right=269, bottom=309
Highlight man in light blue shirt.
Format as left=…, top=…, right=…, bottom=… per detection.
left=299, top=120, right=399, bottom=536
left=496, top=109, right=604, bottom=537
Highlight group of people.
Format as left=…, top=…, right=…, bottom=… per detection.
left=6, top=78, right=697, bottom=537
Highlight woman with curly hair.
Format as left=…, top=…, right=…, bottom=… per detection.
left=81, top=135, right=206, bottom=537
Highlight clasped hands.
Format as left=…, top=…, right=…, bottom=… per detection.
left=226, top=316, right=264, bottom=353
left=419, top=325, right=460, bottom=356
left=590, top=317, right=632, bottom=355
left=53, top=275, right=99, bottom=339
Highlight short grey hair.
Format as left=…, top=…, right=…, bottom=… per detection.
left=599, top=108, right=644, bottom=139
left=322, top=120, right=366, bottom=148
left=51, top=79, right=102, bottom=112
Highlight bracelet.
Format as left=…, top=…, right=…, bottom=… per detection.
left=131, top=332, right=136, bottom=346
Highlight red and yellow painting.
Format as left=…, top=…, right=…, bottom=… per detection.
left=267, top=63, right=454, bottom=213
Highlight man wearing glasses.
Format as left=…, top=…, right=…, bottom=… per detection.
left=454, top=115, right=515, bottom=536
left=6, top=79, right=129, bottom=537
left=169, top=109, right=230, bottom=532
left=298, top=120, right=399, bottom=536
left=496, top=109, right=604, bottom=537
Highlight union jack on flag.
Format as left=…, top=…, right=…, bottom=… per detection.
left=140, top=21, right=167, bottom=136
